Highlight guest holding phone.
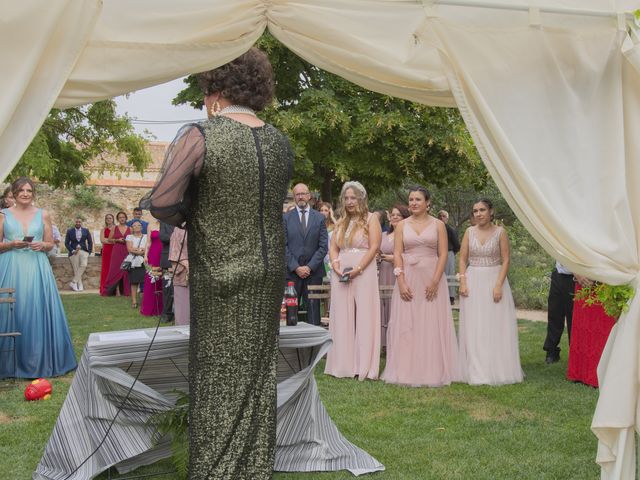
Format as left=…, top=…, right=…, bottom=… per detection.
left=125, top=220, right=147, bottom=309
left=325, top=181, right=382, bottom=380
left=0, top=177, right=76, bottom=378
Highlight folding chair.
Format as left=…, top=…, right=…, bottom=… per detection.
left=0, top=288, right=20, bottom=379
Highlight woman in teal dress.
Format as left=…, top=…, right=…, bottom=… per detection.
left=0, top=177, right=76, bottom=378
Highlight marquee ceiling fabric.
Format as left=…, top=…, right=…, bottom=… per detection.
left=2, top=1, right=640, bottom=478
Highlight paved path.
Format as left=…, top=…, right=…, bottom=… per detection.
left=516, top=309, right=547, bottom=322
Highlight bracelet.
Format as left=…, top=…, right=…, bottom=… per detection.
left=456, top=273, right=466, bottom=280
left=393, top=267, right=404, bottom=277
left=356, top=265, right=363, bottom=272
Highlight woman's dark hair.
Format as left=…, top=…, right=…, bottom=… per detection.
left=389, top=203, right=411, bottom=233
left=130, top=219, right=142, bottom=227
left=474, top=198, right=495, bottom=221
left=116, top=211, right=128, bottom=221
left=408, top=184, right=431, bottom=202
left=196, top=47, right=274, bottom=111
left=11, top=177, right=36, bottom=198
left=375, top=209, right=388, bottom=229
left=388, top=204, right=410, bottom=234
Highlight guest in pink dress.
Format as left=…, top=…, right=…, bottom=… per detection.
left=458, top=198, right=523, bottom=385
left=382, top=186, right=460, bottom=387
left=99, top=214, right=115, bottom=296
left=169, top=227, right=190, bottom=325
left=104, top=211, right=131, bottom=296
left=141, top=228, right=163, bottom=316
left=378, top=204, right=410, bottom=348
left=325, top=181, right=382, bottom=380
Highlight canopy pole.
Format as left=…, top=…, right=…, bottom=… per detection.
left=431, top=0, right=622, bottom=19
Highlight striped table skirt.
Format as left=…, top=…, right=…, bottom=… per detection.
left=33, top=323, right=384, bottom=479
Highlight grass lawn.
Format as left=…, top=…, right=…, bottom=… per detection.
left=0, top=295, right=599, bottom=479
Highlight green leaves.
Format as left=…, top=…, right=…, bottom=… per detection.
left=12, top=100, right=151, bottom=188
left=174, top=34, right=481, bottom=202
left=574, top=283, right=635, bottom=319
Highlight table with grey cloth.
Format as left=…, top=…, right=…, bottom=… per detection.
left=34, top=323, right=384, bottom=479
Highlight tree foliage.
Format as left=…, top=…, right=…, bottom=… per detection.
left=173, top=34, right=485, bottom=202
left=12, top=100, right=151, bottom=188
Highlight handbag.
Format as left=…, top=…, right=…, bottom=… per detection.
left=120, top=235, right=144, bottom=271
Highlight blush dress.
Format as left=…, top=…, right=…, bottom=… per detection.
left=378, top=231, right=395, bottom=348
left=382, top=221, right=460, bottom=387
left=457, top=227, right=523, bottom=385
left=140, top=230, right=163, bottom=316
left=324, top=217, right=381, bottom=380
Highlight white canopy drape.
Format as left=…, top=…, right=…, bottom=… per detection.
left=2, top=1, right=640, bottom=477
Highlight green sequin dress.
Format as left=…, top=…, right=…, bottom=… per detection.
left=186, top=117, right=292, bottom=479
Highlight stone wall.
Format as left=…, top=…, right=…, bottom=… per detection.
left=50, top=255, right=103, bottom=291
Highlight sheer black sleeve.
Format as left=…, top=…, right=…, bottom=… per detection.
left=139, top=124, right=205, bottom=226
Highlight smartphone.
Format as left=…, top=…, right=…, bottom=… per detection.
left=22, top=236, right=34, bottom=243
left=339, top=268, right=353, bottom=283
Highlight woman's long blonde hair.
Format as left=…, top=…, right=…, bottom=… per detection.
left=334, top=181, right=369, bottom=248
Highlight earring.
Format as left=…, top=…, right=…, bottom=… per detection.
left=209, top=100, right=221, bottom=117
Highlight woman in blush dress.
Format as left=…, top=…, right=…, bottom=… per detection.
left=99, top=213, right=115, bottom=296
left=378, top=204, right=410, bottom=349
left=140, top=226, right=163, bottom=315
left=104, top=211, right=131, bottom=296
left=382, top=186, right=460, bottom=387
left=325, top=181, right=382, bottom=380
left=169, top=227, right=189, bottom=325
left=458, top=198, right=523, bottom=385
left=318, top=201, right=336, bottom=275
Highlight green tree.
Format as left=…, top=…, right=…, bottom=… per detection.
left=11, top=100, right=151, bottom=188
left=173, top=34, right=484, bottom=202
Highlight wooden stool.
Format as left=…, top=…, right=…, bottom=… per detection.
left=0, top=288, right=19, bottom=379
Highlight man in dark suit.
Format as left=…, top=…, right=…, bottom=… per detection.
left=64, top=217, right=93, bottom=292
left=284, top=183, right=328, bottom=325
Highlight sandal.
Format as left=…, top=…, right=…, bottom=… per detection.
left=131, top=303, right=138, bottom=309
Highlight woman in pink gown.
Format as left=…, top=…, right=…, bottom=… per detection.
left=382, top=186, right=460, bottom=387
left=378, top=204, right=410, bottom=348
left=458, top=198, right=523, bottom=385
left=104, top=211, right=131, bottom=296
left=99, top=214, right=114, bottom=296
left=325, top=181, right=382, bottom=380
left=140, top=228, right=163, bottom=316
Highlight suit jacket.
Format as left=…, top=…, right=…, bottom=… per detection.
left=284, top=208, right=328, bottom=281
left=64, top=227, right=93, bottom=256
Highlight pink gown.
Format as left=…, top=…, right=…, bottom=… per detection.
left=140, top=230, right=163, bottom=316
left=382, top=221, right=460, bottom=387
left=379, top=231, right=395, bottom=347
left=325, top=219, right=381, bottom=380
left=458, top=227, right=523, bottom=385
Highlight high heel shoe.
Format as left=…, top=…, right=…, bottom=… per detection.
left=131, top=303, right=138, bottom=309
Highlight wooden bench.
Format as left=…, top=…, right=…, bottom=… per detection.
left=307, top=275, right=461, bottom=327
left=0, top=288, right=20, bottom=379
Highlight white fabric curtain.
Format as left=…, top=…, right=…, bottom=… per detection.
left=2, top=1, right=640, bottom=477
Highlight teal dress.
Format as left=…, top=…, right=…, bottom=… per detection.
left=0, top=209, right=77, bottom=378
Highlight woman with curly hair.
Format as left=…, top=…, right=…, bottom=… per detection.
left=325, top=181, right=382, bottom=380
left=140, top=48, right=292, bottom=479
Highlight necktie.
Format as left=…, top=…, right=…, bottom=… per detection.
left=300, top=209, right=307, bottom=233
